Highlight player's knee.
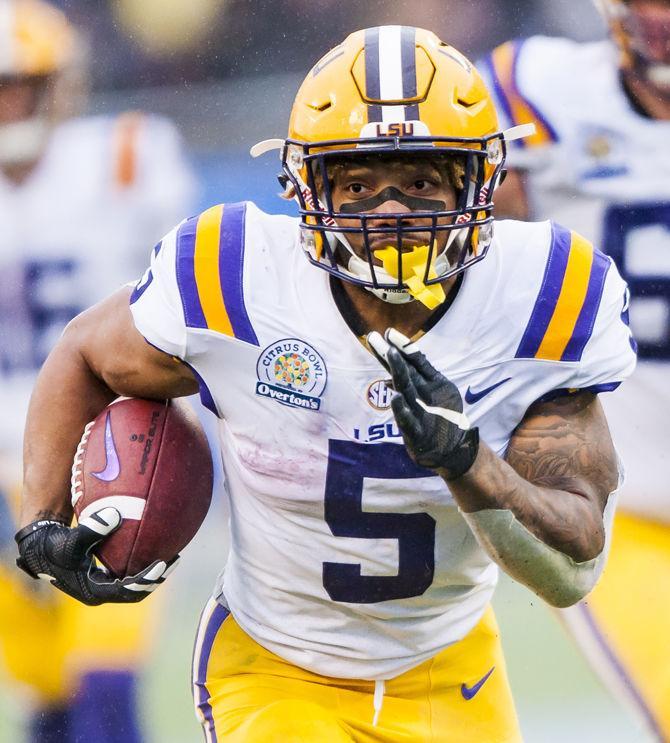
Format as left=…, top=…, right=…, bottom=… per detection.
left=239, top=699, right=352, bottom=742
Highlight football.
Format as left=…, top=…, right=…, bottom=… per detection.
left=71, top=397, right=213, bottom=578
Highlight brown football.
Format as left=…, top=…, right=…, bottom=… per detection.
left=71, top=397, right=213, bottom=577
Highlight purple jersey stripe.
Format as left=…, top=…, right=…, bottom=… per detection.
left=218, top=202, right=259, bottom=346
left=560, top=251, right=611, bottom=361
left=578, top=603, right=664, bottom=740
left=516, top=223, right=571, bottom=359
left=194, top=602, right=230, bottom=742
left=182, top=361, right=220, bottom=417
left=537, top=382, right=621, bottom=402
left=509, top=40, right=559, bottom=144
left=176, top=217, right=208, bottom=329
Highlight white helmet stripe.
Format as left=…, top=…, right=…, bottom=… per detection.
left=379, top=25, right=406, bottom=123
left=0, top=0, right=16, bottom=75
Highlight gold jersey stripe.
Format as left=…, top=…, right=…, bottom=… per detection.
left=535, top=232, right=594, bottom=361
left=193, top=204, right=234, bottom=336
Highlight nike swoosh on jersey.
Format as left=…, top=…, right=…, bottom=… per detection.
left=92, top=412, right=120, bottom=482
left=460, top=666, right=495, bottom=700
left=464, top=377, right=511, bottom=405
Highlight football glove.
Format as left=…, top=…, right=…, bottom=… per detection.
left=15, top=507, right=178, bottom=606
left=367, top=328, right=479, bottom=479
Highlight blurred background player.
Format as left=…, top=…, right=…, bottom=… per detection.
left=0, top=0, right=196, bottom=740
left=479, top=0, right=670, bottom=738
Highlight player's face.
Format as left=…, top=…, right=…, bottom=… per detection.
left=625, top=1, right=670, bottom=72
left=0, top=77, right=45, bottom=125
left=329, top=157, right=458, bottom=261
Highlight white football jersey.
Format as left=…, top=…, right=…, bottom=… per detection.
left=130, top=201, right=635, bottom=680
left=0, top=113, right=196, bottom=466
left=479, top=37, right=668, bottom=521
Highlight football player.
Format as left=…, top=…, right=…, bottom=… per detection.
left=478, top=1, right=670, bottom=738
left=15, top=26, right=636, bottom=742
left=0, top=0, right=196, bottom=740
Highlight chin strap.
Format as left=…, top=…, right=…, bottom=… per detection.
left=345, top=252, right=414, bottom=304
left=345, top=244, right=450, bottom=307
left=374, top=245, right=447, bottom=309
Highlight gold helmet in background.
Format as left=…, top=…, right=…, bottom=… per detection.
left=254, top=26, right=531, bottom=305
left=0, top=0, right=87, bottom=166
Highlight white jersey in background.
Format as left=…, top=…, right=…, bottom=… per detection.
left=479, top=37, right=667, bottom=522
left=0, top=112, right=196, bottom=475
left=130, top=201, right=635, bottom=680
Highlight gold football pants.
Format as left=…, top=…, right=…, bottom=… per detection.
left=192, top=599, right=522, bottom=742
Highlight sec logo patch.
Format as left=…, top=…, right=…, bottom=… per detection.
left=366, top=379, right=395, bottom=410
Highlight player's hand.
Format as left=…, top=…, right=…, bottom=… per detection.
left=367, top=328, right=479, bottom=479
left=15, top=507, right=178, bottom=606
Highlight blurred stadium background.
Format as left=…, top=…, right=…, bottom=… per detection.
left=0, top=0, right=656, bottom=740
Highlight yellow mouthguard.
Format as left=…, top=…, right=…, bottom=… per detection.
left=373, top=245, right=446, bottom=309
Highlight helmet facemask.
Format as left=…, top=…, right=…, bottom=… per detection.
left=281, top=133, right=505, bottom=308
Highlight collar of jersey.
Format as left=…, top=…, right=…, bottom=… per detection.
left=328, top=273, right=464, bottom=346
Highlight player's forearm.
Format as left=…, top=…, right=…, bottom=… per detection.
left=21, top=330, right=116, bottom=527
left=446, top=442, right=605, bottom=563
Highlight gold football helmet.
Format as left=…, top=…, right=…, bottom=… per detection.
left=253, top=26, right=532, bottom=305
left=0, top=0, right=86, bottom=166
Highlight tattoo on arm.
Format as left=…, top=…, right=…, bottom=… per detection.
left=450, top=392, right=619, bottom=562
left=32, top=509, right=70, bottom=524
left=505, top=392, right=618, bottom=498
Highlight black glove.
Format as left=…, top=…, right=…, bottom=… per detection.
left=15, top=507, right=177, bottom=606
left=367, top=328, right=479, bottom=479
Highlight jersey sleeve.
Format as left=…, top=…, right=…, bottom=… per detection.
left=129, top=201, right=261, bottom=362
left=566, top=260, right=637, bottom=392
left=477, top=37, right=560, bottom=170
left=512, top=222, right=637, bottom=392
left=129, top=223, right=189, bottom=359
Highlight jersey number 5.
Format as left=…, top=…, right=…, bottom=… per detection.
left=322, top=440, right=436, bottom=604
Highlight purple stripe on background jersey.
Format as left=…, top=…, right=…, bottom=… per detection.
left=218, top=202, right=259, bottom=346
left=364, top=27, right=382, bottom=122
left=480, top=54, right=518, bottom=144
left=516, top=222, right=571, bottom=359
left=577, top=603, right=664, bottom=740
left=194, top=603, right=230, bottom=743
left=400, top=26, right=419, bottom=120
left=560, top=251, right=611, bottom=361
left=176, top=216, right=208, bottom=329
left=510, top=40, right=559, bottom=144
left=512, top=39, right=558, bottom=142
